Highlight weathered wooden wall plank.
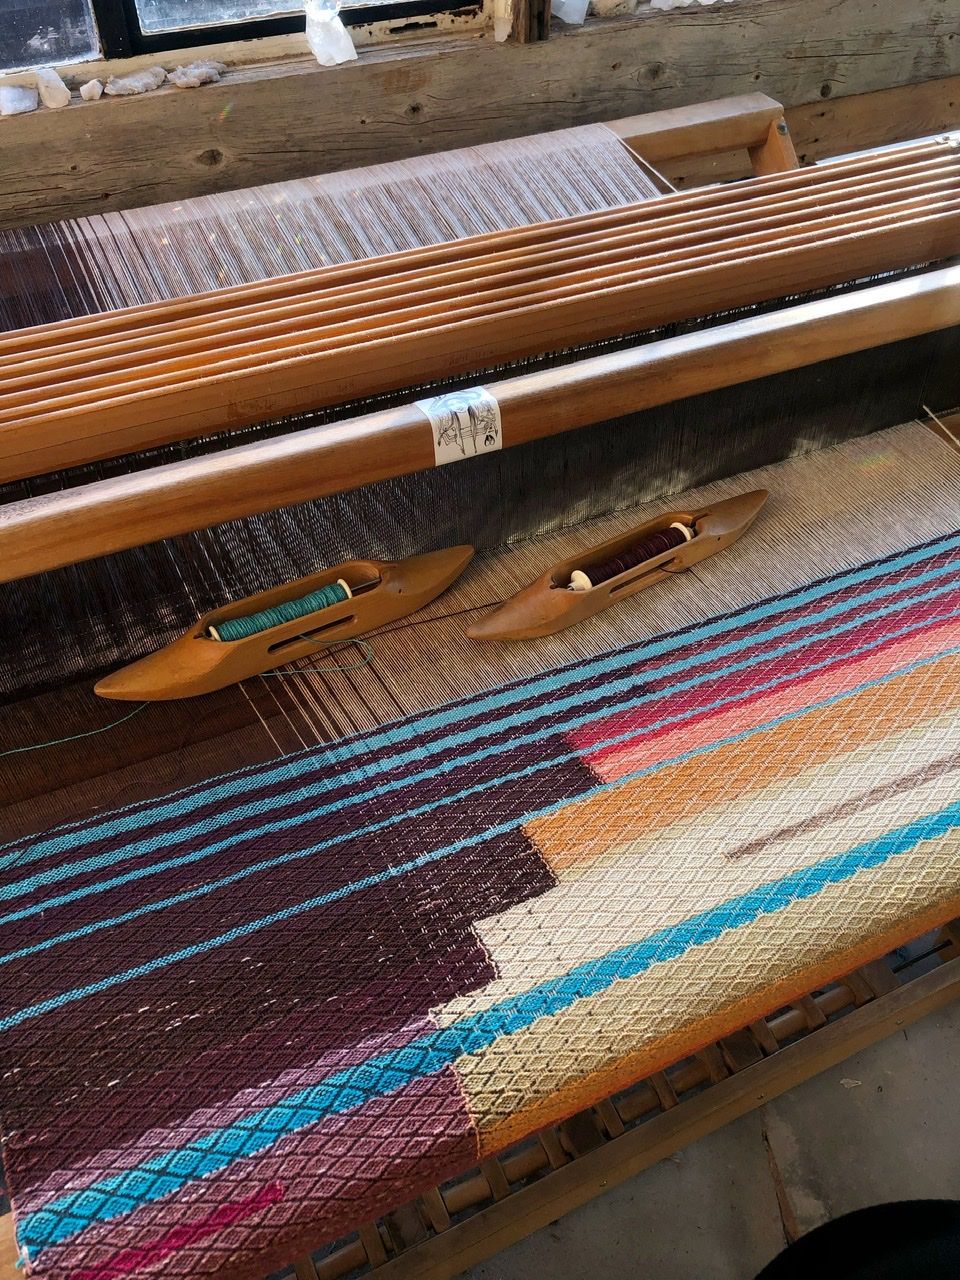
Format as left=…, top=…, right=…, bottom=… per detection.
left=0, top=0, right=957, bottom=229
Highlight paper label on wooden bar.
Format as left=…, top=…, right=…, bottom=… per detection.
left=416, top=387, right=502, bottom=467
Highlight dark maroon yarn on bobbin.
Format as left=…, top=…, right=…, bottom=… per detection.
left=585, top=525, right=688, bottom=585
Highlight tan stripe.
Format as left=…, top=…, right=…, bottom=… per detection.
left=527, top=648, right=960, bottom=873
left=451, top=829, right=960, bottom=1152
left=442, top=755, right=960, bottom=1003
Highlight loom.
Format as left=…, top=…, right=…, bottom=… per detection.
left=1, top=92, right=960, bottom=1280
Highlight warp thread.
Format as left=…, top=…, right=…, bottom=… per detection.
left=0, top=640, right=374, bottom=758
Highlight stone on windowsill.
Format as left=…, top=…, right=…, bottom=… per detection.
left=104, top=66, right=167, bottom=97
left=0, top=85, right=39, bottom=116
left=36, top=67, right=72, bottom=109
left=169, top=60, right=228, bottom=88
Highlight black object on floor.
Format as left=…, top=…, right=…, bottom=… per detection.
left=757, top=1201, right=960, bottom=1279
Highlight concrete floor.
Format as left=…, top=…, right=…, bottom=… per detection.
left=462, top=1002, right=960, bottom=1280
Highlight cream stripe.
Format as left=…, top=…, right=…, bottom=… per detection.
left=454, top=830, right=960, bottom=1138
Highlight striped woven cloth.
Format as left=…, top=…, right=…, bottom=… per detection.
left=3, top=530, right=960, bottom=1279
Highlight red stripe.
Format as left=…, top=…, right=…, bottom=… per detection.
left=70, top=1181, right=284, bottom=1280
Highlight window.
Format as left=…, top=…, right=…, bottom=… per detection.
left=1, top=0, right=100, bottom=73
left=2, top=0, right=470, bottom=67
left=136, top=0, right=301, bottom=36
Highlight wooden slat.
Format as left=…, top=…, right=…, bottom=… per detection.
left=719, top=1029, right=765, bottom=1073
left=857, top=960, right=901, bottom=997
left=1, top=131, right=942, bottom=364
left=791, top=995, right=829, bottom=1031
left=4, top=153, right=951, bottom=394
left=3, top=261, right=959, bottom=583
left=0, top=138, right=957, bottom=479
left=748, top=1020, right=781, bottom=1056
left=358, top=1223, right=388, bottom=1267
left=608, top=93, right=783, bottom=162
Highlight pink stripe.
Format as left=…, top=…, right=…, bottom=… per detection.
left=570, top=586, right=960, bottom=752
left=597, top=557, right=960, bottom=696
left=572, top=586, right=960, bottom=757
left=35, top=1068, right=477, bottom=1280
left=70, top=1183, right=284, bottom=1280
left=582, top=614, right=960, bottom=783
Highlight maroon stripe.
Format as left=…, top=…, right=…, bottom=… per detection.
left=4, top=828, right=553, bottom=1182
left=578, top=587, right=960, bottom=753
left=0, top=751, right=589, bottom=957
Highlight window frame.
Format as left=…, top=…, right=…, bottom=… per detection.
left=87, top=0, right=473, bottom=58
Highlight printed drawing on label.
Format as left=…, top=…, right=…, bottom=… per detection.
left=416, top=387, right=503, bottom=467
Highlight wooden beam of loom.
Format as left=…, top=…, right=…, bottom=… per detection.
left=2, top=157, right=946, bottom=387
left=608, top=94, right=796, bottom=170
left=3, top=263, right=959, bottom=583
left=0, top=116, right=915, bottom=363
left=0, top=138, right=958, bottom=483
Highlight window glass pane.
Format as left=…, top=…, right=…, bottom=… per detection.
left=1, top=0, right=100, bottom=72
left=136, top=0, right=299, bottom=34
left=136, top=0, right=399, bottom=35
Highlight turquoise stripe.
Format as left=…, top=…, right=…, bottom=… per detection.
left=4, top=637, right=958, bottom=1015
left=5, top=534, right=958, bottom=870
left=6, top=564, right=960, bottom=916
left=5, top=586, right=960, bottom=930
left=17, top=794, right=960, bottom=1257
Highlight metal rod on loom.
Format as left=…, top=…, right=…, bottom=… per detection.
left=2, top=263, right=959, bottom=584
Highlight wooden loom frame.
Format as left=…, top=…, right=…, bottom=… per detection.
left=3, top=262, right=959, bottom=583
left=2, top=94, right=960, bottom=1280
left=2, top=93, right=960, bottom=583
left=0, top=94, right=830, bottom=484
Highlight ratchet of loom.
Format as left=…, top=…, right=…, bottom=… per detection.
left=95, top=544, right=474, bottom=701
left=468, top=490, right=767, bottom=640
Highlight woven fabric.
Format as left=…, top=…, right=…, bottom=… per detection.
left=3, top=530, right=960, bottom=1278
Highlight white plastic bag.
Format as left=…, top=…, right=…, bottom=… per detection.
left=552, top=0, right=590, bottom=24
left=305, top=0, right=358, bottom=66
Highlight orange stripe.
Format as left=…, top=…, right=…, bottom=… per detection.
left=528, top=647, right=960, bottom=874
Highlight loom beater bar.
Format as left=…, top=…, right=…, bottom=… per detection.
left=2, top=264, right=959, bottom=584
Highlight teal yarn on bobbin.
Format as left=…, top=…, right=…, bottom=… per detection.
left=212, top=581, right=350, bottom=642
